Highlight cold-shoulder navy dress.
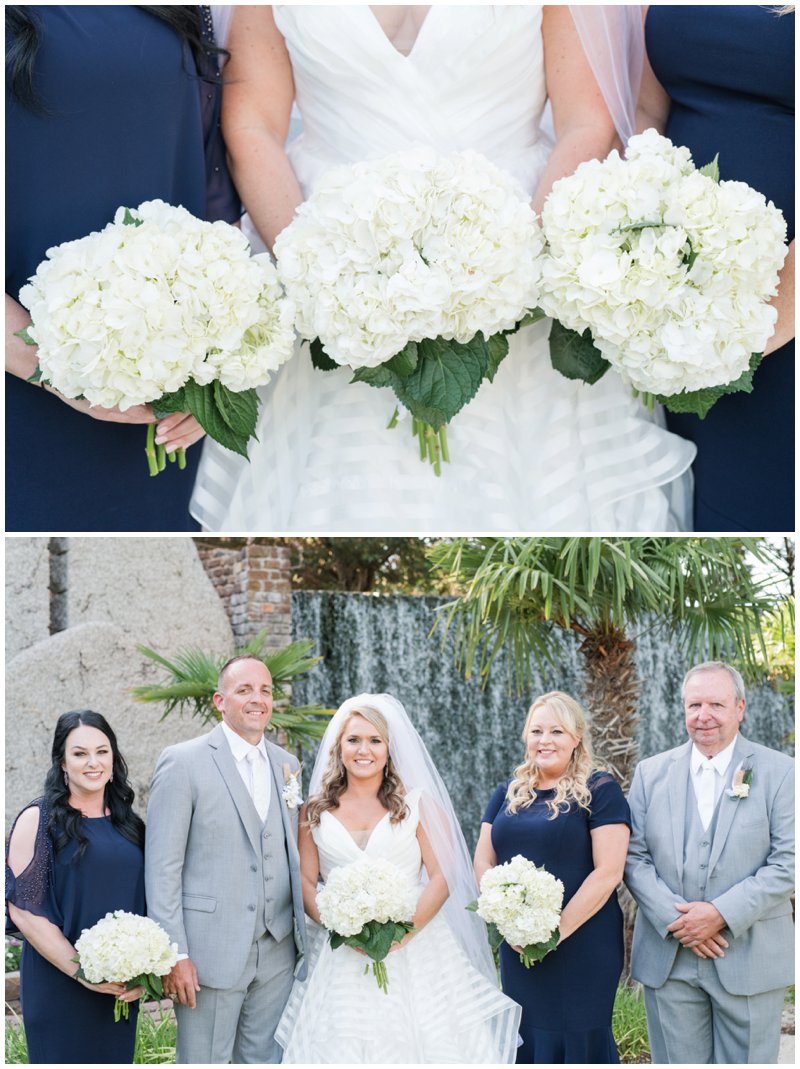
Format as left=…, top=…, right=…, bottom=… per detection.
left=646, top=5, right=795, bottom=531
left=483, top=773, right=631, bottom=1063
left=6, top=801, right=146, bottom=1064
left=6, top=6, right=239, bottom=531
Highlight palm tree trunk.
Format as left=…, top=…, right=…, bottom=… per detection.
left=577, top=625, right=641, bottom=981
left=577, top=625, right=640, bottom=790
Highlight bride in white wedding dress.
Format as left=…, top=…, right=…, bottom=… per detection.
left=192, top=5, right=695, bottom=532
left=276, top=694, right=521, bottom=1063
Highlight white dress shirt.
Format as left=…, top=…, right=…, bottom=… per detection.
left=690, top=735, right=738, bottom=829
left=221, top=721, right=272, bottom=814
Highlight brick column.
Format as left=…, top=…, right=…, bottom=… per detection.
left=196, top=540, right=292, bottom=650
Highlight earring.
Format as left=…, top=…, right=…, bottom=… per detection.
left=63, top=770, right=69, bottom=787
left=109, top=773, right=114, bottom=783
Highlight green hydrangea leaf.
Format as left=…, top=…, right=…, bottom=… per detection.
left=121, top=208, right=144, bottom=228
left=517, top=307, right=547, bottom=329
left=391, top=334, right=489, bottom=428
left=213, top=381, right=259, bottom=438
left=151, top=388, right=187, bottom=418
left=182, top=380, right=254, bottom=458
left=351, top=365, right=398, bottom=389
left=698, top=154, right=720, bottom=183
left=486, top=332, right=510, bottom=383
left=16, top=326, right=37, bottom=346
left=351, top=342, right=419, bottom=388
left=549, top=320, right=611, bottom=385
left=656, top=353, right=763, bottom=419
left=309, top=338, right=339, bottom=372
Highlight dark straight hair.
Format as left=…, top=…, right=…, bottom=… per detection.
left=5, top=6, right=222, bottom=112
left=44, top=710, right=145, bottom=860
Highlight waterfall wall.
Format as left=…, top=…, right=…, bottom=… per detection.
left=291, top=591, right=793, bottom=850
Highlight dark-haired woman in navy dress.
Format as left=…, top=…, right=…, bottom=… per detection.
left=6, top=711, right=146, bottom=1063
left=639, top=5, right=795, bottom=532
left=5, top=6, right=240, bottom=531
left=475, top=692, right=630, bottom=1064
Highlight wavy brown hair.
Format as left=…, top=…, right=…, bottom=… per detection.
left=305, top=707, right=409, bottom=827
left=506, top=691, right=601, bottom=820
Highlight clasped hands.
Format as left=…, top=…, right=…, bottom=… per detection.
left=667, top=901, right=729, bottom=959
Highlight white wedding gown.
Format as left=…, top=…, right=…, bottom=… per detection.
left=276, top=790, right=521, bottom=1063
left=192, top=5, right=695, bottom=532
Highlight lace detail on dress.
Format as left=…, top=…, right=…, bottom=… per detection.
left=5, top=800, right=55, bottom=933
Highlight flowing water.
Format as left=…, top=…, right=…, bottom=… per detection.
left=292, top=591, right=793, bottom=849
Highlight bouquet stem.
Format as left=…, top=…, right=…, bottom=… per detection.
left=114, top=997, right=129, bottom=1023
left=145, top=423, right=159, bottom=477
left=145, top=423, right=187, bottom=475
left=411, top=419, right=449, bottom=476
left=366, top=960, right=390, bottom=995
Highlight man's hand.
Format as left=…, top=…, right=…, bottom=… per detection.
left=690, top=930, right=729, bottom=959
left=667, top=901, right=726, bottom=946
left=163, top=958, right=201, bottom=1008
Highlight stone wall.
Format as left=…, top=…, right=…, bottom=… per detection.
left=5, top=537, right=235, bottom=832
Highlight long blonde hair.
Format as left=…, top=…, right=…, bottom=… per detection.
left=506, top=692, right=599, bottom=819
left=305, top=706, right=408, bottom=827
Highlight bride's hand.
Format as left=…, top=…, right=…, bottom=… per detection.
left=389, top=932, right=415, bottom=954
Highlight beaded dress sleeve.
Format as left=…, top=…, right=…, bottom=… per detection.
left=5, top=800, right=62, bottom=934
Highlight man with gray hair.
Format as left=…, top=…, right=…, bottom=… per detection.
left=625, top=661, right=794, bottom=1063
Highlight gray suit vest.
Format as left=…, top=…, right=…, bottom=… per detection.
left=253, top=788, right=294, bottom=943
left=681, top=780, right=723, bottom=901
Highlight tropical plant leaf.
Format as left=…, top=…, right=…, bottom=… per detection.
left=133, top=634, right=333, bottom=748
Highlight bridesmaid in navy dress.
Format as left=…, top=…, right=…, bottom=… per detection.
left=640, top=5, right=795, bottom=531
left=5, top=6, right=240, bottom=531
left=475, top=692, right=630, bottom=1064
left=5, top=711, right=146, bottom=1064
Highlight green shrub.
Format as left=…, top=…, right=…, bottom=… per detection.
left=613, top=982, right=651, bottom=1064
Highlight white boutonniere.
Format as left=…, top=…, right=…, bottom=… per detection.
left=727, top=762, right=753, bottom=800
left=282, top=763, right=303, bottom=809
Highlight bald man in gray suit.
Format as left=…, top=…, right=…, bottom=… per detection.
left=146, top=655, right=307, bottom=1063
left=625, top=661, right=794, bottom=1063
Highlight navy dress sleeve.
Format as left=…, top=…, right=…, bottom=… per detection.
left=5, top=802, right=60, bottom=933
left=588, top=772, right=632, bottom=830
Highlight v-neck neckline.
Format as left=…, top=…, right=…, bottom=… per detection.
left=365, top=5, right=435, bottom=61
left=327, top=809, right=391, bottom=852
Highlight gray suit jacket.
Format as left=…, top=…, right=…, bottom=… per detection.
left=624, top=734, right=794, bottom=995
left=145, top=724, right=307, bottom=989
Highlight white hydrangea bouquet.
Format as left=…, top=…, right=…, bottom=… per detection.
left=468, top=854, right=564, bottom=968
left=275, top=148, right=545, bottom=473
left=17, top=200, right=295, bottom=474
left=73, top=910, right=178, bottom=1021
left=539, top=129, right=788, bottom=417
left=316, top=857, right=417, bottom=993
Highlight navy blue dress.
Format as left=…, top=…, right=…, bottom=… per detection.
left=483, top=773, right=631, bottom=1063
left=5, top=802, right=146, bottom=1064
left=6, top=6, right=238, bottom=532
left=646, top=6, right=795, bottom=531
